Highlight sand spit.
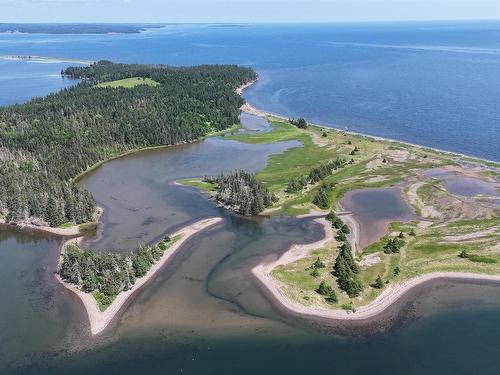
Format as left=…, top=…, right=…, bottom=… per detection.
left=56, top=217, right=222, bottom=335
left=252, top=217, right=500, bottom=322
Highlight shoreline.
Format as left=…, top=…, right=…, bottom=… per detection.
left=0, top=54, right=94, bottom=65
left=242, top=78, right=500, bottom=323
left=238, top=78, right=500, bottom=167
left=56, top=217, right=222, bottom=335
left=0, top=207, right=103, bottom=237
left=252, top=216, right=500, bottom=322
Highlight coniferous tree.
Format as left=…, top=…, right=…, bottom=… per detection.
left=205, top=170, right=276, bottom=215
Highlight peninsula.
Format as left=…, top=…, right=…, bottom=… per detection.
left=181, top=79, right=500, bottom=321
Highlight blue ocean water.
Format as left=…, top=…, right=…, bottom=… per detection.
left=1, top=21, right=499, bottom=161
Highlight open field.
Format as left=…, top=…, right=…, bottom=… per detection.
left=96, top=77, right=160, bottom=88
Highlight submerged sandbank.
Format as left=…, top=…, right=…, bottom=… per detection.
left=56, top=217, right=222, bottom=335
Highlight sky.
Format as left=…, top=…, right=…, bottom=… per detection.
left=1, top=0, right=500, bottom=23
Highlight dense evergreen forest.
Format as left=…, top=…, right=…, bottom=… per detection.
left=0, top=61, right=256, bottom=226
left=60, top=235, right=176, bottom=309
left=204, top=170, right=277, bottom=215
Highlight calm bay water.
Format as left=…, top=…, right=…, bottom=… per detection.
left=2, top=22, right=500, bottom=374
left=1, top=21, right=500, bottom=160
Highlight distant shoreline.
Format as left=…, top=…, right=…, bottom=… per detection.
left=0, top=55, right=94, bottom=66
left=56, top=217, right=222, bottom=335
left=0, top=24, right=165, bottom=35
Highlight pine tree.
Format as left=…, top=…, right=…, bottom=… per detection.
left=68, top=261, right=82, bottom=285
left=339, top=242, right=358, bottom=273
left=372, top=275, right=384, bottom=289
left=45, top=197, right=64, bottom=227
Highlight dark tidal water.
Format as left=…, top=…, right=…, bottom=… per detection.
left=1, top=21, right=500, bottom=160
left=1, top=118, right=500, bottom=374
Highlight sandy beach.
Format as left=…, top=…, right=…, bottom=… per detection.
left=56, top=217, right=222, bottom=335
left=252, top=215, right=500, bottom=322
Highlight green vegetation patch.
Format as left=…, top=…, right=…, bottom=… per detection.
left=58, top=221, right=74, bottom=229
left=78, top=222, right=98, bottom=233
left=228, top=119, right=333, bottom=191
left=96, top=77, right=160, bottom=88
left=467, top=254, right=497, bottom=264
left=176, top=178, right=217, bottom=191
left=92, top=290, right=116, bottom=312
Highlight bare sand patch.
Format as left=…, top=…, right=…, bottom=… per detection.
left=442, top=228, right=498, bottom=242
left=406, top=182, right=442, bottom=219
left=366, top=175, right=388, bottom=183
left=388, top=150, right=409, bottom=162
left=359, top=253, right=382, bottom=267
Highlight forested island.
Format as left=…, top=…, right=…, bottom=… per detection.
left=203, top=170, right=277, bottom=215
left=0, top=61, right=256, bottom=228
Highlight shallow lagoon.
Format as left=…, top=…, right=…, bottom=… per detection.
left=424, top=168, right=500, bottom=198
left=340, top=187, right=417, bottom=249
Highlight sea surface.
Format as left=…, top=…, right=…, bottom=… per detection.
left=1, top=21, right=500, bottom=161
left=2, top=22, right=500, bottom=374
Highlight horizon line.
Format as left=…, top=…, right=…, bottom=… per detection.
left=1, top=18, right=500, bottom=25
